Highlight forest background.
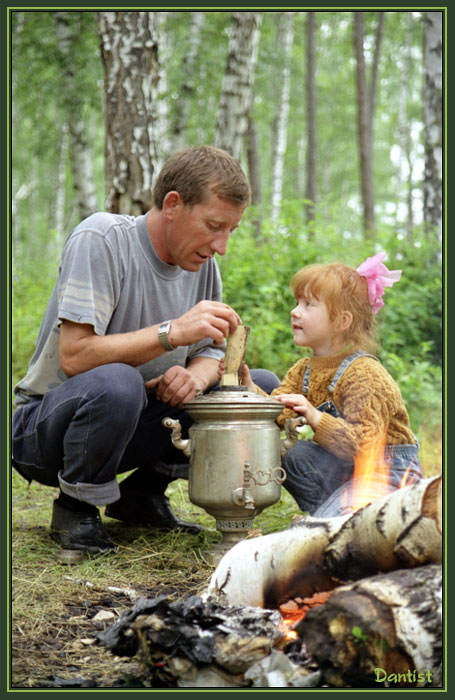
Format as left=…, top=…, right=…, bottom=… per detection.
left=11, top=9, right=443, bottom=474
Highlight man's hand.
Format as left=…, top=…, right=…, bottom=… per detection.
left=146, top=366, right=203, bottom=407
left=170, top=301, right=242, bottom=348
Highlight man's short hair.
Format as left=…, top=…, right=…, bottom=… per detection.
left=153, top=146, right=251, bottom=209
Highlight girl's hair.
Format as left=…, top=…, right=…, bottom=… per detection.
left=291, top=262, right=378, bottom=353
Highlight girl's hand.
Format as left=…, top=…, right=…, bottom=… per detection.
left=275, top=394, right=322, bottom=430
left=217, top=358, right=226, bottom=381
left=240, top=363, right=256, bottom=392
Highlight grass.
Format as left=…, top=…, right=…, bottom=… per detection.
left=10, top=467, right=304, bottom=688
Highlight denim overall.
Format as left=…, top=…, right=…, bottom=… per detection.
left=282, top=352, right=423, bottom=516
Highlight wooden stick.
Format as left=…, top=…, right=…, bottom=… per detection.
left=220, top=325, right=250, bottom=387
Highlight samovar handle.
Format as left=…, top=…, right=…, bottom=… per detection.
left=162, top=417, right=192, bottom=458
left=280, top=416, right=307, bottom=456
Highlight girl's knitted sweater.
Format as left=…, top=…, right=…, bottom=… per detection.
left=258, top=352, right=417, bottom=461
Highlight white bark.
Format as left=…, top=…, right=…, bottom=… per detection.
left=155, top=12, right=172, bottom=168
left=354, top=11, right=375, bottom=235
left=423, top=11, right=443, bottom=238
left=53, top=11, right=97, bottom=220
left=97, top=11, right=160, bottom=214
left=214, top=12, right=262, bottom=161
left=396, top=14, right=415, bottom=238
left=270, top=12, right=295, bottom=223
left=172, top=11, right=205, bottom=151
left=49, top=124, right=69, bottom=259
left=300, top=564, right=442, bottom=687
left=207, top=516, right=349, bottom=609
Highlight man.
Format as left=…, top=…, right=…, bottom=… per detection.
left=12, top=146, right=278, bottom=554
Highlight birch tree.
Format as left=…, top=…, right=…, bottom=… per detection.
left=423, top=11, right=443, bottom=239
left=172, top=11, right=205, bottom=151
left=305, top=11, right=317, bottom=227
left=214, top=11, right=262, bottom=161
left=396, top=14, right=415, bottom=240
left=53, top=11, right=97, bottom=221
left=353, top=11, right=385, bottom=238
left=97, top=11, right=160, bottom=215
left=154, top=11, right=173, bottom=168
left=270, top=12, right=295, bottom=223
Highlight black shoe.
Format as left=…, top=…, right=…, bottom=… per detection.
left=105, top=491, right=203, bottom=534
left=50, top=500, right=117, bottom=554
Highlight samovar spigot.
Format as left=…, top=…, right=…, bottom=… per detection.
left=232, top=462, right=255, bottom=510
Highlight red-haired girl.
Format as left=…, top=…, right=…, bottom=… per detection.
left=242, top=253, right=423, bottom=515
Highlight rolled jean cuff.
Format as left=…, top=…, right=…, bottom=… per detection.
left=58, top=471, right=120, bottom=506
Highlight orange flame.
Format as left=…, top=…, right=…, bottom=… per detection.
left=344, top=434, right=414, bottom=513
left=279, top=591, right=335, bottom=640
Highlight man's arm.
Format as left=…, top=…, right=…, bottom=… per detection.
left=59, top=300, right=241, bottom=378
left=59, top=321, right=166, bottom=377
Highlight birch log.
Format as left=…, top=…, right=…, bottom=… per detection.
left=207, top=516, right=349, bottom=609
left=297, top=564, right=442, bottom=688
left=206, top=476, right=442, bottom=609
left=324, top=474, right=442, bottom=582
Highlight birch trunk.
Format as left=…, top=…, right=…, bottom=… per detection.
left=270, top=12, right=294, bottom=222
left=214, top=12, right=262, bottom=161
left=423, top=11, right=443, bottom=239
left=155, top=12, right=172, bottom=168
left=396, top=14, right=415, bottom=239
left=305, top=11, right=316, bottom=227
left=207, top=476, right=442, bottom=609
left=53, top=11, right=97, bottom=220
left=97, top=11, right=160, bottom=215
left=172, top=12, right=205, bottom=152
left=354, top=12, right=374, bottom=239
left=48, top=124, right=69, bottom=260
left=298, top=564, right=442, bottom=688
left=246, top=116, right=262, bottom=207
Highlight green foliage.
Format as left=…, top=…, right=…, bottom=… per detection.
left=12, top=258, right=55, bottom=390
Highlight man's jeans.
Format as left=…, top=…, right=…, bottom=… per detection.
left=12, top=363, right=279, bottom=506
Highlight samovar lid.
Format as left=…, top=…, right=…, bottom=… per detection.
left=185, top=387, right=284, bottom=411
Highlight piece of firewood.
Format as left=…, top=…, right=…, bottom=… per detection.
left=297, top=564, right=442, bottom=688
left=324, top=474, right=442, bottom=582
left=206, top=516, right=349, bottom=609
left=206, top=476, right=442, bottom=609
left=220, top=325, right=250, bottom=387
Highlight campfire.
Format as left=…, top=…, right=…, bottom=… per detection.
left=98, top=462, right=442, bottom=688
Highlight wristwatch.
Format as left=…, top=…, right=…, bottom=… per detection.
left=157, top=320, right=176, bottom=351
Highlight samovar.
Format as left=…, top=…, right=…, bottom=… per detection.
left=163, top=327, right=304, bottom=562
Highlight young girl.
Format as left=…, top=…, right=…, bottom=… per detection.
left=240, top=253, right=423, bottom=515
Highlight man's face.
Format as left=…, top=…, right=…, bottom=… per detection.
left=162, top=190, right=245, bottom=271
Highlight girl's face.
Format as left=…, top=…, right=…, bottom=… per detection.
left=291, top=295, right=335, bottom=356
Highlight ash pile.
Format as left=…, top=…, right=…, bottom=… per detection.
left=98, top=594, right=320, bottom=688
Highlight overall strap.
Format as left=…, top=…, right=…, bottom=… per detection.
left=302, top=361, right=311, bottom=396
left=328, top=351, right=378, bottom=394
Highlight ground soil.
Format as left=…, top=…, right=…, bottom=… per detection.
left=10, top=476, right=216, bottom=689
left=11, top=570, right=207, bottom=689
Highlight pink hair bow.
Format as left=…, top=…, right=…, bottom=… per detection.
left=356, top=252, right=402, bottom=314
